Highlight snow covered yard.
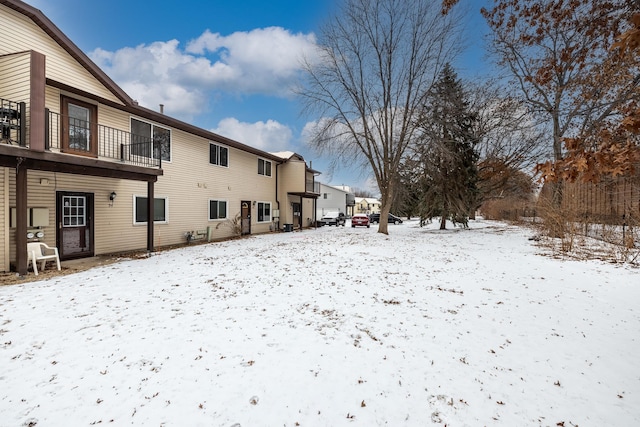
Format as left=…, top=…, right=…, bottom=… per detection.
left=0, top=219, right=638, bottom=426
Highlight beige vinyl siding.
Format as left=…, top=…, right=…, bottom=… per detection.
left=7, top=170, right=56, bottom=265
left=0, top=52, right=31, bottom=102
left=279, top=161, right=306, bottom=193
left=98, top=104, right=132, bottom=132
left=0, top=52, right=31, bottom=147
left=0, top=4, right=123, bottom=105
left=0, top=118, right=282, bottom=271
left=44, top=88, right=135, bottom=158
left=3, top=171, right=151, bottom=264
left=0, top=128, right=280, bottom=266
left=302, top=198, right=315, bottom=227
left=44, top=86, right=61, bottom=114
left=157, top=129, right=277, bottom=239
left=45, top=87, right=127, bottom=123
left=276, top=160, right=308, bottom=225
left=91, top=179, right=150, bottom=253
left=45, top=87, right=128, bottom=127
left=283, top=193, right=316, bottom=228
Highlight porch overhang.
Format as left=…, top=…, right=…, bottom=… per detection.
left=288, top=191, right=320, bottom=199
left=288, top=191, right=321, bottom=230
left=0, top=145, right=162, bottom=181
left=1, top=145, right=162, bottom=276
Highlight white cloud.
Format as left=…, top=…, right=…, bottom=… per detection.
left=91, top=42, right=208, bottom=120
left=186, top=27, right=318, bottom=95
left=212, top=118, right=293, bottom=152
left=300, top=117, right=357, bottom=147
left=88, top=27, right=319, bottom=118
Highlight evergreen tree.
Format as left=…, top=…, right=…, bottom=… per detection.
left=393, top=158, right=423, bottom=219
left=414, top=64, right=479, bottom=229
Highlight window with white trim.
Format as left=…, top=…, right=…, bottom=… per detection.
left=257, top=202, right=271, bottom=222
left=209, top=143, right=229, bottom=167
left=130, top=118, right=171, bottom=162
left=209, top=199, right=228, bottom=220
left=258, top=158, right=272, bottom=177
left=134, top=196, right=168, bottom=224
left=62, top=195, right=86, bottom=226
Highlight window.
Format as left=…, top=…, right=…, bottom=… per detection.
left=62, top=195, right=86, bottom=226
left=258, top=158, right=272, bottom=177
left=257, top=202, right=271, bottom=222
left=209, top=200, right=227, bottom=220
left=134, top=196, right=167, bottom=224
left=131, top=118, right=171, bottom=161
left=209, top=143, right=229, bottom=167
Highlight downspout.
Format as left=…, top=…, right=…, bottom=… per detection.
left=275, top=161, right=281, bottom=231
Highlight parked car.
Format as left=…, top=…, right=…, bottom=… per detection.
left=351, top=213, right=370, bottom=228
left=368, top=213, right=403, bottom=224
left=319, top=212, right=346, bottom=226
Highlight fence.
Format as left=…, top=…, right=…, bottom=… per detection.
left=556, top=176, right=640, bottom=226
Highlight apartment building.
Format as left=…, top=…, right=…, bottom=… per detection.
left=0, top=0, right=320, bottom=274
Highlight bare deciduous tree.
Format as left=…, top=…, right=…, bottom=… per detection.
left=482, top=0, right=639, bottom=204
left=469, top=82, right=546, bottom=201
left=300, top=0, right=461, bottom=234
left=352, top=188, right=376, bottom=198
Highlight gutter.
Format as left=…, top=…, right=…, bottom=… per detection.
left=275, top=160, right=282, bottom=231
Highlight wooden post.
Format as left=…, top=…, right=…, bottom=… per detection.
left=147, top=180, right=154, bottom=252
left=16, top=159, right=27, bottom=275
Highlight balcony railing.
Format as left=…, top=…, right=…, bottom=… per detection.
left=46, top=109, right=161, bottom=168
left=307, top=180, right=320, bottom=194
left=0, top=98, right=26, bottom=146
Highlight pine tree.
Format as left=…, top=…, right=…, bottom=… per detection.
left=414, top=64, right=479, bottom=229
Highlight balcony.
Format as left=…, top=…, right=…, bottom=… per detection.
left=0, top=99, right=26, bottom=146
left=0, top=98, right=161, bottom=169
left=307, top=179, right=321, bottom=194
left=46, top=109, right=161, bottom=168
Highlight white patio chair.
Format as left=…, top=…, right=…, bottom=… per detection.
left=27, top=242, right=61, bottom=275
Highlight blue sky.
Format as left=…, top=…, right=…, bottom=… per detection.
left=28, top=0, right=492, bottom=192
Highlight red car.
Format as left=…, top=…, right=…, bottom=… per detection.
left=351, top=214, right=370, bottom=228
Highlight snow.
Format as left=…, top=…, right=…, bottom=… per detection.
left=1, top=219, right=639, bottom=426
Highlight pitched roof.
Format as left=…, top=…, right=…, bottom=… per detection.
left=270, top=151, right=321, bottom=174
left=1, top=0, right=133, bottom=105
left=270, top=151, right=298, bottom=160
left=355, top=197, right=381, bottom=204
left=0, top=0, right=288, bottom=163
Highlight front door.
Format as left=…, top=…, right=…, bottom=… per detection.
left=241, top=200, right=251, bottom=235
left=292, top=202, right=301, bottom=229
left=56, top=192, right=94, bottom=260
left=61, top=96, right=98, bottom=156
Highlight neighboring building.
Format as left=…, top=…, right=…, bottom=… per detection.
left=316, top=183, right=355, bottom=217
left=271, top=151, right=321, bottom=230
left=354, top=197, right=381, bottom=215
left=0, top=0, right=320, bottom=275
